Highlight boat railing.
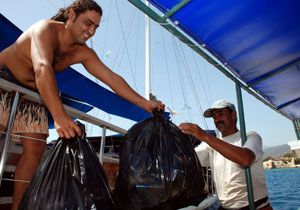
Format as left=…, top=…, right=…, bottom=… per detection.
left=0, top=77, right=126, bottom=189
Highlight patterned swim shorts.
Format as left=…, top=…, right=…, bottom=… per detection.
left=0, top=65, right=49, bottom=142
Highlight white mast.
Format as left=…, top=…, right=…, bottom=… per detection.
left=145, top=0, right=151, bottom=100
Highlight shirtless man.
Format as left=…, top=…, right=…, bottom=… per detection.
left=0, top=1, right=164, bottom=209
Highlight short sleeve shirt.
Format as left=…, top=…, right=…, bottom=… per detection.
left=195, top=131, right=268, bottom=209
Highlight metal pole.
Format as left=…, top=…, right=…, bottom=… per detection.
left=0, top=91, right=20, bottom=187
left=293, top=119, right=300, bottom=140
left=235, top=83, right=255, bottom=210
left=145, top=0, right=151, bottom=100
left=161, top=0, right=192, bottom=21
left=99, top=127, right=107, bottom=164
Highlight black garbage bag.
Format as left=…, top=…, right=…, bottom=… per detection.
left=19, top=122, right=115, bottom=210
left=114, top=110, right=207, bottom=210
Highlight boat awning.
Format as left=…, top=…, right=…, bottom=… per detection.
left=130, top=0, right=300, bottom=122
left=0, top=13, right=157, bottom=125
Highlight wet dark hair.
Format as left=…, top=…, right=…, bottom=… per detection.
left=51, top=0, right=102, bottom=22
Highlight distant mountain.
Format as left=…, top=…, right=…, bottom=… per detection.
left=263, top=144, right=291, bottom=158
left=262, top=145, right=270, bottom=150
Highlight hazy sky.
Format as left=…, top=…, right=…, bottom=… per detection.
left=0, top=0, right=296, bottom=146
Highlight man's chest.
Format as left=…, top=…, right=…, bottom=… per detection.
left=52, top=46, right=84, bottom=71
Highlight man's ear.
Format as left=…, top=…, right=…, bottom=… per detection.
left=232, top=110, right=237, bottom=120
left=67, top=9, right=76, bottom=22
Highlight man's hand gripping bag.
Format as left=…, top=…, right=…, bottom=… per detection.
left=19, top=122, right=115, bottom=210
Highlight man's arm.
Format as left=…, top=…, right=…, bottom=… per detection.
left=81, top=49, right=164, bottom=112
left=179, top=123, right=255, bottom=168
left=30, top=20, right=81, bottom=138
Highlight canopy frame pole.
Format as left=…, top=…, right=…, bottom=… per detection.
left=278, top=96, right=300, bottom=110
left=293, top=119, right=300, bottom=140
left=236, top=83, right=255, bottom=210
left=161, top=0, right=192, bottom=21
left=248, top=59, right=300, bottom=86
left=0, top=91, right=20, bottom=187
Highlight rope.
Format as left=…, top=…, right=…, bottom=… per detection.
left=133, top=12, right=141, bottom=77
left=178, top=42, right=208, bottom=129
left=109, top=3, right=140, bottom=90
left=46, top=0, right=59, bottom=10
left=0, top=131, right=46, bottom=142
left=102, top=0, right=113, bottom=56
left=191, top=52, right=213, bottom=106
left=171, top=37, right=189, bottom=107
left=114, top=0, right=137, bottom=90
left=115, top=10, right=136, bottom=74
left=172, top=38, right=197, bottom=122
left=170, top=38, right=193, bottom=122
left=1, top=178, right=30, bottom=183
left=161, top=29, right=175, bottom=108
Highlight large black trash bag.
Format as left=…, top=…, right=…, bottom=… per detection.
left=19, top=122, right=115, bottom=210
left=114, top=110, right=207, bottom=210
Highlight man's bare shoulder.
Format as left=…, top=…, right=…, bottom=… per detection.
left=26, top=19, right=63, bottom=34
left=77, top=45, right=99, bottom=60
left=14, top=19, right=62, bottom=49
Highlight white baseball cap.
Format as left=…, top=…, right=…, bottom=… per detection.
left=203, top=99, right=236, bottom=118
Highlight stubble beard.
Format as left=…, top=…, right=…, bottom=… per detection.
left=215, top=121, right=227, bottom=133
left=77, top=35, right=88, bottom=45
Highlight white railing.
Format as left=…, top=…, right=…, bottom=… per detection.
left=0, top=78, right=126, bottom=187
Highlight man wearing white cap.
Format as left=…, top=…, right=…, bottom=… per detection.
left=179, top=99, right=272, bottom=210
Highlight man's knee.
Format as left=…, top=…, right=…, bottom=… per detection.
left=20, top=133, right=47, bottom=159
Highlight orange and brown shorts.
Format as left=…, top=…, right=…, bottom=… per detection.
left=0, top=65, right=48, bottom=142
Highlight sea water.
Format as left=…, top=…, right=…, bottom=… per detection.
left=265, top=168, right=300, bottom=210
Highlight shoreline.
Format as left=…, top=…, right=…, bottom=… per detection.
left=263, top=158, right=300, bottom=169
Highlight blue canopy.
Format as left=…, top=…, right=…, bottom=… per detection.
left=0, top=13, right=157, bottom=125
left=143, top=0, right=300, bottom=121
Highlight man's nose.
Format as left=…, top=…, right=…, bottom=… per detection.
left=89, top=26, right=96, bottom=36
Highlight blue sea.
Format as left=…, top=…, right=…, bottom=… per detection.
left=265, top=168, right=300, bottom=210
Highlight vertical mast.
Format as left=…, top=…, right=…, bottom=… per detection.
left=145, top=0, right=151, bottom=100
